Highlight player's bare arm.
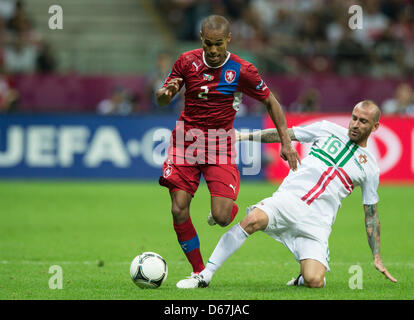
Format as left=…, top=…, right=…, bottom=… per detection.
left=258, top=92, right=301, bottom=170
left=156, top=78, right=183, bottom=107
left=237, top=128, right=297, bottom=143
left=363, top=203, right=397, bottom=283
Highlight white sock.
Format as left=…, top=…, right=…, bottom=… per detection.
left=200, top=223, right=249, bottom=282
left=298, top=275, right=305, bottom=286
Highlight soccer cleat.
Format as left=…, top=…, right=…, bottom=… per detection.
left=286, top=274, right=302, bottom=286
left=207, top=211, right=217, bottom=226
left=176, top=273, right=209, bottom=289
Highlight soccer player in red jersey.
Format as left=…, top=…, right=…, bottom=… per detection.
left=156, top=15, right=300, bottom=286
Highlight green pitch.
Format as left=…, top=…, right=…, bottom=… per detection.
left=0, top=180, right=413, bottom=300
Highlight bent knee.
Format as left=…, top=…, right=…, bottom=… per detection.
left=303, top=274, right=325, bottom=288
left=211, top=210, right=232, bottom=227
left=240, top=210, right=268, bottom=234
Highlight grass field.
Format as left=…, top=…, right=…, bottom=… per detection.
left=0, top=180, right=413, bottom=300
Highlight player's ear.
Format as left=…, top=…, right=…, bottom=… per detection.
left=227, top=32, right=232, bottom=43
left=372, top=122, right=379, bottom=133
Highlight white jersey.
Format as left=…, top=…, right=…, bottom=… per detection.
left=272, top=120, right=380, bottom=230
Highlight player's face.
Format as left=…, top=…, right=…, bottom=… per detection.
left=200, top=28, right=231, bottom=67
left=348, top=105, right=379, bottom=146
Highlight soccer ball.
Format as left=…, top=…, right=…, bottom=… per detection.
left=129, top=252, right=168, bottom=288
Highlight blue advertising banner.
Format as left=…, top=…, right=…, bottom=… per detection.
left=0, top=115, right=264, bottom=179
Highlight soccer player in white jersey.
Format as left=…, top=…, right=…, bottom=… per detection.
left=176, top=100, right=397, bottom=289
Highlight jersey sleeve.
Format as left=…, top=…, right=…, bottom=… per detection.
left=239, top=64, right=270, bottom=101
left=162, top=54, right=186, bottom=91
left=292, top=121, right=325, bottom=143
left=361, top=169, right=380, bottom=205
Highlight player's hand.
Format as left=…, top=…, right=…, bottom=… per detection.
left=374, top=256, right=397, bottom=283
left=164, top=78, right=183, bottom=97
left=280, top=143, right=301, bottom=171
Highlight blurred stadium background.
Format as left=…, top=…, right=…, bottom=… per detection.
left=1, top=0, right=414, bottom=301
left=0, top=0, right=413, bottom=181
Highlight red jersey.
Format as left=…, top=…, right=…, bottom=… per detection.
left=163, top=48, right=270, bottom=165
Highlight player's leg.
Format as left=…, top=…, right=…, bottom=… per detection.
left=176, top=208, right=269, bottom=288
left=203, top=164, right=240, bottom=227
left=159, top=162, right=205, bottom=274
left=170, top=190, right=204, bottom=274
left=239, top=207, right=269, bottom=233
left=287, top=237, right=329, bottom=288
left=209, top=196, right=238, bottom=226
left=205, top=207, right=269, bottom=276
left=298, top=259, right=326, bottom=288
left=170, top=189, right=192, bottom=224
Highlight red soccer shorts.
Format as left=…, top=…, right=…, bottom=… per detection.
left=159, top=160, right=240, bottom=200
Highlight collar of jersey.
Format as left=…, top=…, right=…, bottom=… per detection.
left=202, top=51, right=231, bottom=69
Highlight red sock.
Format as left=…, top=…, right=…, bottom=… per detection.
left=173, top=217, right=205, bottom=273
left=229, top=203, right=239, bottom=223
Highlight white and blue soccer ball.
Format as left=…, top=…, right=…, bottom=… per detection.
left=129, top=252, right=168, bottom=289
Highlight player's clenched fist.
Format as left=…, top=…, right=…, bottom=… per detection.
left=156, top=78, right=183, bottom=107
left=165, top=78, right=183, bottom=97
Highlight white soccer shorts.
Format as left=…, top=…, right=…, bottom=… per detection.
left=252, top=196, right=331, bottom=272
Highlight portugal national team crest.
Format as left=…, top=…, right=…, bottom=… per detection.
left=225, top=70, right=236, bottom=84
left=359, top=154, right=368, bottom=164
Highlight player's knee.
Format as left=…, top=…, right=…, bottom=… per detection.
left=211, top=209, right=231, bottom=227
left=171, top=202, right=190, bottom=223
left=241, top=213, right=264, bottom=234
left=303, top=274, right=325, bottom=288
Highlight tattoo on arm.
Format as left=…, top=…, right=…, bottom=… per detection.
left=248, top=128, right=296, bottom=143
left=258, top=129, right=281, bottom=143
left=364, top=204, right=381, bottom=257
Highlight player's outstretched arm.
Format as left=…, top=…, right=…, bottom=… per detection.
left=156, top=78, right=183, bottom=107
left=237, top=128, right=297, bottom=143
left=363, top=204, right=397, bottom=283
left=262, top=92, right=301, bottom=170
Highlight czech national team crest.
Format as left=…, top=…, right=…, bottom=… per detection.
left=225, top=70, right=236, bottom=84
left=163, top=165, right=173, bottom=178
